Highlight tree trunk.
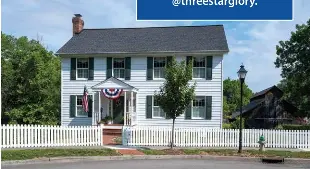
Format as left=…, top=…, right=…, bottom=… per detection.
left=170, top=118, right=175, bottom=149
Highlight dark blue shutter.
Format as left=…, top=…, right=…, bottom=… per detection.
left=88, top=57, right=94, bottom=80
left=70, top=95, right=76, bottom=118
left=88, top=95, right=93, bottom=117
left=70, top=58, right=76, bottom=80
left=147, top=57, right=153, bottom=80
left=205, top=96, right=212, bottom=120
left=206, top=56, right=213, bottom=80
left=185, top=102, right=192, bottom=119
left=146, top=96, right=152, bottom=118
left=125, top=57, right=131, bottom=80
left=106, top=57, right=112, bottom=79
left=186, top=56, right=193, bottom=79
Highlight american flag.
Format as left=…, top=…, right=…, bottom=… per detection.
left=82, top=85, right=88, bottom=113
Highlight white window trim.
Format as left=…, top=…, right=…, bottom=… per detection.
left=192, top=56, right=206, bottom=80
left=112, top=57, right=125, bottom=80
left=191, top=96, right=205, bottom=120
left=76, top=58, right=89, bottom=80
left=152, top=96, right=165, bottom=118
left=76, top=95, right=88, bottom=118
left=153, top=57, right=167, bottom=80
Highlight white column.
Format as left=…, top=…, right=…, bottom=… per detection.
left=130, top=91, right=133, bottom=126
left=124, top=91, right=127, bottom=125
left=92, top=94, right=95, bottom=125
left=130, top=91, right=133, bottom=112
left=98, top=91, right=101, bottom=122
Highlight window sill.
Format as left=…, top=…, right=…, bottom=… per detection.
left=152, top=78, right=165, bottom=81
left=114, top=77, right=125, bottom=80
left=75, top=78, right=89, bottom=81
left=192, top=78, right=212, bottom=81
left=152, top=116, right=166, bottom=119
left=191, top=117, right=205, bottom=120
left=192, top=78, right=206, bottom=80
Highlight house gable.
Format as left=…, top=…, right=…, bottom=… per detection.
left=250, top=85, right=284, bottom=102
left=91, top=77, right=137, bottom=91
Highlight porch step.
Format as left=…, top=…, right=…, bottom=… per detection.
left=104, top=124, right=123, bottom=126
left=103, top=129, right=122, bottom=135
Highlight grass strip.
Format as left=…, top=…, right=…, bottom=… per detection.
left=140, top=148, right=310, bottom=159
left=1, top=148, right=120, bottom=161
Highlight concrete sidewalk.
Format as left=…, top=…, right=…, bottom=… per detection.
left=2, top=154, right=310, bottom=166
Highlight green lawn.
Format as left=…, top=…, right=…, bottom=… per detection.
left=140, top=148, right=310, bottom=159
left=1, top=148, right=120, bottom=161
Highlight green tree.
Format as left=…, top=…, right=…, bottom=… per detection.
left=275, top=19, right=310, bottom=117
left=223, top=78, right=253, bottom=120
left=1, top=32, right=61, bottom=125
left=154, top=56, right=196, bottom=149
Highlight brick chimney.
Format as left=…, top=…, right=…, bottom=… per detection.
left=72, top=14, right=84, bottom=35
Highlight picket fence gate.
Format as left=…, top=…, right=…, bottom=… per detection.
left=122, top=126, right=310, bottom=149
left=1, top=124, right=103, bottom=148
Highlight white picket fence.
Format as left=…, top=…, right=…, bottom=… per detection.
left=122, top=126, right=310, bottom=149
left=1, top=124, right=103, bottom=148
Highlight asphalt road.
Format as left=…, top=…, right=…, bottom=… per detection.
left=3, top=159, right=310, bottom=169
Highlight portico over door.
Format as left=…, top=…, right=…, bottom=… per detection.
left=90, top=77, right=138, bottom=126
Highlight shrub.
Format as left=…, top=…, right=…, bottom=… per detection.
left=282, top=124, right=310, bottom=130
left=222, top=123, right=233, bottom=129
left=113, top=137, right=122, bottom=145
left=275, top=125, right=283, bottom=130
left=230, top=117, right=245, bottom=129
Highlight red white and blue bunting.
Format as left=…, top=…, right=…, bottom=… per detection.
left=101, top=88, right=123, bottom=100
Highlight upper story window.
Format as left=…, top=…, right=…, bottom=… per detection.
left=76, top=95, right=88, bottom=117
left=77, top=58, right=89, bottom=79
left=192, top=96, right=205, bottom=119
left=154, top=57, right=166, bottom=79
left=153, top=96, right=165, bottom=118
left=113, top=58, right=125, bottom=79
left=193, top=56, right=206, bottom=78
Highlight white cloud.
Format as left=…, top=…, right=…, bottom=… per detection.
left=2, top=0, right=193, bottom=51
left=223, top=0, right=310, bottom=92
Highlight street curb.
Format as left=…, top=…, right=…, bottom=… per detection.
left=2, top=155, right=310, bottom=166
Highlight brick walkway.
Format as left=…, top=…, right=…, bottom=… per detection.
left=103, top=135, right=121, bottom=145
left=116, top=149, right=145, bottom=155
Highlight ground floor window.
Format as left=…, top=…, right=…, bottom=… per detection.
left=76, top=95, right=88, bottom=117
left=192, top=96, right=205, bottom=119
left=153, top=96, right=165, bottom=118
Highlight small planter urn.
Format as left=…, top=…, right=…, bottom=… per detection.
left=257, top=135, right=266, bottom=152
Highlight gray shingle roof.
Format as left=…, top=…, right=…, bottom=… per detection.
left=231, top=98, right=265, bottom=119
left=56, top=25, right=229, bottom=54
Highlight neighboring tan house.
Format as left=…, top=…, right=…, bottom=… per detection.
left=231, top=85, right=299, bottom=129
left=56, top=14, right=229, bottom=128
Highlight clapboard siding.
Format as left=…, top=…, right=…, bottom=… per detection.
left=61, top=54, right=224, bottom=127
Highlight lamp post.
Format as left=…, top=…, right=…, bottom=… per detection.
left=237, top=64, right=247, bottom=154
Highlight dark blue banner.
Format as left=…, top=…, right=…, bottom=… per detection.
left=136, top=0, right=293, bottom=21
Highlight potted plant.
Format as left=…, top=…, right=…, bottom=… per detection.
left=104, top=115, right=113, bottom=124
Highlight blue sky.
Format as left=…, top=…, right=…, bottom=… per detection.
left=2, top=0, right=310, bottom=92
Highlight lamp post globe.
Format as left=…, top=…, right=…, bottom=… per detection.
left=237, top=64, right=247, bottom=154
left=238, top=64, right=247, bottom=82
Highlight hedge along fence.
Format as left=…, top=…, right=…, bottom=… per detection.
left=281, top=125, right=310, bottom=130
